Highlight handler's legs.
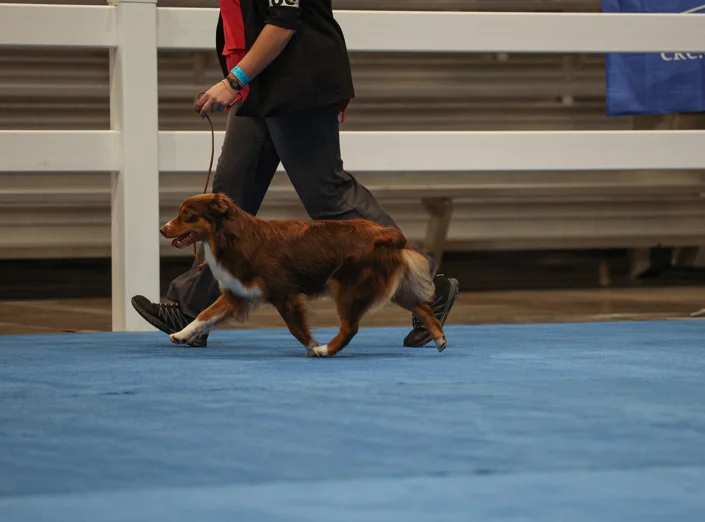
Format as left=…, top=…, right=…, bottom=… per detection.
left=266, top=104, right=459, bottom=347
left=131, top=110, right=280, bottom=345
left=266, top=107, right=400, bottom=227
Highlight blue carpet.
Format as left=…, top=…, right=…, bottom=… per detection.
left=0, top=321, right=704, bottom=521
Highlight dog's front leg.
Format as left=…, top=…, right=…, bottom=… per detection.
left=170, top=294, right=235, bottom=345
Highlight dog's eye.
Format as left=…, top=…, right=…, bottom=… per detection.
left=182, top=211, right=197, bottom=223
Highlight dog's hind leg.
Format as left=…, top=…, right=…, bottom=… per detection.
left=308, top=316, right=361, bottom=358
left=392, top=249, right=447, bottom=352
left=397, top=300, right=447, bottom=352
left=274, top=295, right=318, bottom=355
left=308, top=282, right=377, bottom=358
left=170, top=292, right=239, bottom=345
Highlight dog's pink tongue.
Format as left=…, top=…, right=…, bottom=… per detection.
left=171, top=238, right=181, bottom=248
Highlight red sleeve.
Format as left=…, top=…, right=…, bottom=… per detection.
left=221, top=0, right=246, bottom=54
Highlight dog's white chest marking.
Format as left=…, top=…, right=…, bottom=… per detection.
left=203, top=242, right=262, bottom=300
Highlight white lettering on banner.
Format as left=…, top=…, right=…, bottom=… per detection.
left=659, top=5, right=705, bottom=61
left=269, top=0, right=299, bottom=7
left=661, top=53, right=705, bottom=61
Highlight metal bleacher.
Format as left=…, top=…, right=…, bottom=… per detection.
left=1, top=0, right=704, bottom=263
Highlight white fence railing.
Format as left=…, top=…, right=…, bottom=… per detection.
left=1, top=1, right=705, bottom=331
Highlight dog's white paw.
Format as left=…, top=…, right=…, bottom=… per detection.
left=170, top=328, right=201, bottom=345
left=306, top=344, right=331, bottom=358
left=169, top=332, right=190, bottom=344
left=434, top=335, right=447, bottom=352
left=169, top=320, right=207, bottom=346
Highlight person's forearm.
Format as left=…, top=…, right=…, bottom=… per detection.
left=231, top=24, right=294, bottom=84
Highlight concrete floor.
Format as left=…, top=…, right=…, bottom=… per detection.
left=1, top=286, right=704, bottom=335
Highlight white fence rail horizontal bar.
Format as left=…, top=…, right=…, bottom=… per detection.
left=157, top=8, right=705, bottom=53
left=0, top=4, right=117, bottom=48
left=159, top=131, right=705, bottom=172
left=2, top=5, right=705, bottom=53
left=3, top=182, right=703, bottom=207
left=4, top=130, right=705, bottom=173
left=335, top=11, right=705, bottom=53
left=0, top=131, right=120, bottom=172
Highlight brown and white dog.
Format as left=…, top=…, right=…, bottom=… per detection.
left=160, top=193, right=447, bottom=357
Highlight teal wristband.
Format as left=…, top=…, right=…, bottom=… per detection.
left=231, top=65, right=251, bottom=86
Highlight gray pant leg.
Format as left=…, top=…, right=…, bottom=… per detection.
left=166, top=109, right=280, bottom=318
left=266, top=105, right=439, bottom=276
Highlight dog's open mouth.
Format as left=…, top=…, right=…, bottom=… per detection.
left=171, top=231, right=197, bottom=249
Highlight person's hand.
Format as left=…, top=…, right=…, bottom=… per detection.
left=194, top=80, right=239, bottom=118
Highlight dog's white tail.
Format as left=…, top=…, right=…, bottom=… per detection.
left=398, top=249, right=435, bottom=304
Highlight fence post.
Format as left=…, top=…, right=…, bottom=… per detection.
left=108, top=0, right=160, bottom=331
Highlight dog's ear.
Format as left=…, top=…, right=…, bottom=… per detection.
left=207, top=193, right=232, bottom=217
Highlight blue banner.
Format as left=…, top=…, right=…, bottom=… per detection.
left=603, top=1, right=705, bottom=116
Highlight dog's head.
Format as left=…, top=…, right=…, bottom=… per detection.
left=160, top=193, right=234, bottom=249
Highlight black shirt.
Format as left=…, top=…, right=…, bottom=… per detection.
left=217, top=0, right=355, bottom=117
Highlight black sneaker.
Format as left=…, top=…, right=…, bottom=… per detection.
left=131, top=295, right=208, bottom=347
left=403, top=275, right=459, bottom=348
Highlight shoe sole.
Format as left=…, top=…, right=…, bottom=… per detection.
left=405, top=277, right=459, bottom=348
left=130, top=297, right=207, bottom=348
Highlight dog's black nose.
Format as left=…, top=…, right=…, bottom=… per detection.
left=159, top=226, right=168, bottom=237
